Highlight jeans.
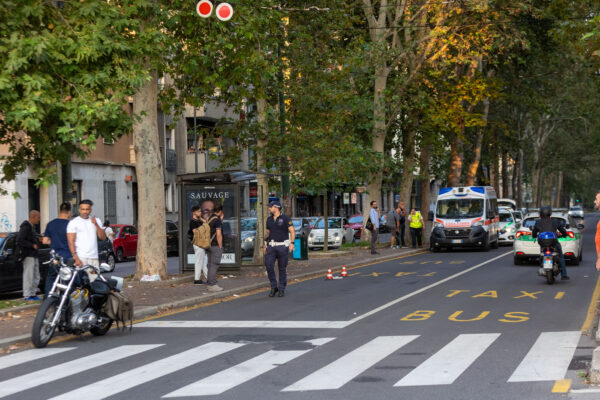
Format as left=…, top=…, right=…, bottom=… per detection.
left=370, top=229, right=379, bottom=253
left=193, top=245, right=208, bottom=281
left=397, top=224, right=406, bottom=246
left=265, top=245, right=289, bottom=290
left=409, top=227, right=422, bottom=247
left=556, top=242, right=568, bottom=276
left=207, top=246, right=222, bottom=285
left=44, top=265, right=58, bottom=299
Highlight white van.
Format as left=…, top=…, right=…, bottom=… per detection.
left=498, top=198, right=517, bottom=211
left=430, top=186, right=500, bottom=251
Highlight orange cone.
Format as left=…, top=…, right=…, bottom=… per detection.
left=341, top=265, right=348, bottom=278
left=326, top=267, right=333, bottom=280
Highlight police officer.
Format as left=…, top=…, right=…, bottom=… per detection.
left=532, top=205, right=569, bottom=280
left=264, top=201, right=295, bottom=297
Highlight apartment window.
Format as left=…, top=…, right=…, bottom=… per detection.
left=103, top=136, right=115, bottom=145
left=104, top=181, right=117, bottom=223
left=71, top=180, right=82, bottom=216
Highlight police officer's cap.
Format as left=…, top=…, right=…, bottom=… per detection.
left=268, top=200, right=282, bottom=209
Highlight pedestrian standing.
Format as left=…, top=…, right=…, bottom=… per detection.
left=396, top=202, right=407, bottom=248
left=369, top=201, right=380, bottom=254
left=104, top=220, right=115, bottom=242
left=408, top=208, right=424, bottom=248
left=41, top=202, right=72, bottom=298
left=386, top=208, right=399, bottom=249
left=188, top=205, right=208, bottom=285
left=264, top=200, right=295, bottom=297
left=204, top=200, right=224, bottom=292
left=66, top=200, right=107, bottom=270
left=594, top=191, right=600, bottom=272
left=16, top=210, right=41, bottom=301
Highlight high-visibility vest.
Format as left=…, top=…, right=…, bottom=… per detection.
left=409, top=211, right=423, bottom=229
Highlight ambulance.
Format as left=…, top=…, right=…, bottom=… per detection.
left=430, top=186, right=500, bottom=251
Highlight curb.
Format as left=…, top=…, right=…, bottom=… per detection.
left=0, top=249, right=423, bottom=347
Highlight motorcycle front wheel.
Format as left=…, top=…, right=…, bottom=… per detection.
left=31, top=297, right=59, bottom=348
left=90, top=313, right=113, bottom=336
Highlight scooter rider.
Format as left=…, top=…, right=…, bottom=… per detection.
left=532, top=205, right=569, bottom=280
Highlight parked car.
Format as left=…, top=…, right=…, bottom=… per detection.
left=513, top=211, right=584, bottom=265
left=111, top=224, right=138, bottom=262
left=308, top=217, right=354, bottom=250
left=0, top=232, right=115, bottom=294
left=292, top=217, right=313, bottom=240
left=498, top=207, right=518, bottom=246
left=166, top=220, right=179, bottom=255
left=348, top=215, right=363, bottom=240
left=568, top=205, right=584, bottom=219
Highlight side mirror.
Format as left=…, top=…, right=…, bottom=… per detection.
left=577, top=224, right=584, bottom=230
left=428, top=211, right=434, bottom=221
left=124, top=233, right=130, bottom=238
left=5, top=248, right=13, bottom=256
left=528, top=226, right=533, bottom=231
left=99, top=263, right=112, bottom=273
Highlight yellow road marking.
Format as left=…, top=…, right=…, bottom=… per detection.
left=554, top=292, right=565, bottom=300
left=514, top=290, right=542, bottom=299
left=581, top=274, right=600, bottom=332
left=552, top=379, right=571, bottom=393
left=420, top=272, right=436, bottom=277
left=401, top=261, right=417, bottom=264
left=396, top=272, right=416, bottom=277
left=449, top=261, right=464, bottom=264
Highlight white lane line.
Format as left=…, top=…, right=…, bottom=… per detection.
left=282, top=335, right=419, bottom=391
left=49, top=342, right=246, bottom=400
left=0, top=347, right=75, bottom=371
left=346, top=251, right=513, bottom=325
left=164, top=349, right=311, bottom=397
left=508, top=331, right=581, bottom=382
left=136, top=320, right=350, bottom=329
left=0, top=345, right=161, bottom=398
left=136, top=251, right=512, bottom=330
left=395, top=333, right=500, bottom=386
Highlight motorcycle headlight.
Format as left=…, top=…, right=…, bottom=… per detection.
left=472, top=221, right=484, bottom=227
left=434, top=222, right=444, bottom=228
left=59, top=266, right=72, bottom=281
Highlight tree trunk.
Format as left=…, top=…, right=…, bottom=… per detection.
left=399, top=127, right=417, bottom=210
left=517, top=149, right=524, bottom=208
left=323, top=191, right=329, bottom=252
left=465, top=98, right=489, bottom=186
left=501, top=152, right=509, bottom=198
left=133, top=69, right=166, bottom=280
left=491, top=147, right=500, bottom=194
left=448, top=132, right=463, bottom=187
left=253, top=98, right=269, bottom=265
left=556, top=170, right=563, bottom=208
left=420, top=144, right=431, bottom=245
left=511, top=152, right=518, bottom=200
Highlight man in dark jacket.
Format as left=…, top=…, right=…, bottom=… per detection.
left=16, top=210, right=41, bottom=300
left=532, top=205, right=569, bottom=280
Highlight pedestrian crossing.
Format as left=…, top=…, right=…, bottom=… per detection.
left=0, top=331, right=580, bottom=398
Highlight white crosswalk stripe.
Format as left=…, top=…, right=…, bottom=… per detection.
left=0, top=347, right=75, bottom=371
left=282, top=335, right=419, bottom=391
left=508, top=331, right=581, bottom=382
left=395, top=333, right=500, bottom=386
left=0, top=345, right=161, bottom=398
left=49, top=342, right=246, bottom=400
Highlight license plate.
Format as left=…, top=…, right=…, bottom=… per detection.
left=452, top=239, right=463, bottom=244
left=543, top=258, right=553, bottom=270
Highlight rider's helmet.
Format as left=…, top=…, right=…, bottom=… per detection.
left=540, top=205, right=552, bottom=218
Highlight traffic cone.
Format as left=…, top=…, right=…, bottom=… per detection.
left=326, top=267, right=333, bottom=280
left=341, top=265, right=348, bottom=278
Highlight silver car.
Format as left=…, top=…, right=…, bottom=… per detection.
left=308, top=217, right=354, bottom=250
left=568, top=206, right=584, bottom=219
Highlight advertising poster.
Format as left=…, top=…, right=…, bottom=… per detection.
left=184, top=185, right=239, bottom=269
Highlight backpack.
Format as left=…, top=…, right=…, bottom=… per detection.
left=102, top=292, right=134, bottom=331
left=193, top=216, right=217, bottom=249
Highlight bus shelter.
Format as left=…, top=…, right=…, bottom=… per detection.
left=177, top=171, right=271, bottom=273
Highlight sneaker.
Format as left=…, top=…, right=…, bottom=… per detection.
left=25, top=296, right=40, bottom=301
left=561, top=275, right=570, bottom=280
left=194, top=280, right=203, bottom=285
left=207, top=284, right=224, bottom=292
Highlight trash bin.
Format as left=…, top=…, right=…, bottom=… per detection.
left=292, top=236, right=308, bottom=260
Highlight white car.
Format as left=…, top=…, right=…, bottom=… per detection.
left=308, top=217, right=354, bottom=250
left=569, top=205, right=584, bottom=219
left=513, top=211, right=584, bottom=265
left=498, top=208, right=519, bottom=245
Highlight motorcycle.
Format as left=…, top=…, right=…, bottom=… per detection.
left=537, top=231, right=560, bottom=285
left=31, top=250, right=124, bottom=348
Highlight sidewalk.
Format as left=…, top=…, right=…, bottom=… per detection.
left=0, top=245, right=424, bottom=350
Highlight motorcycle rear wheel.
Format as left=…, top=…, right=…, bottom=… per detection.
left=546, top=270, right=555, bottom=285
left=90, top=313, right=113, bottom=336
left=31, top=297, right=59, bottom=348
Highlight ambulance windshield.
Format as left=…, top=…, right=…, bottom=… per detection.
left=436, top=199, right=484, bottom=219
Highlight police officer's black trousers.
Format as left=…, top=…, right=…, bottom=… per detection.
left=265, top=245, right=288, bottom=290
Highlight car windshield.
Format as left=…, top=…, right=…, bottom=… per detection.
left=436, top=199, right=484, bottom=219
left=500, top=213, right=513, bottom=223
left=292, top=219, right=302, bottom=229
left=570, top=206, right=582, bottom=211
left=523, top=217, right=567, bottom=229
left=316, top=218, right=342, bottom=229
left=348, top=216, right=363, bottom=224
left=0, top=237, right=5, bottom=248
left=241, top=218, right=257, bottom=231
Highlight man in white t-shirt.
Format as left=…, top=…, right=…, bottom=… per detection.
left=67, top=199, right=107, bottom=268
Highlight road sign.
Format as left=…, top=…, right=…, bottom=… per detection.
left=215, top=2, right=233, bottom=21
left=196, top=0, right=213, bottom=18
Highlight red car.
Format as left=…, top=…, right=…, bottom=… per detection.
left=348, top=215, right=363, bottom=240
left=111, top=224, right=138, bottom=262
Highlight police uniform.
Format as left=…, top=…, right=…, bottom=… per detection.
left=265, top=207, right=292, bottom=295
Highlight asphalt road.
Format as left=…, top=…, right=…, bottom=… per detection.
left=2, top=216, right=600, bottom=400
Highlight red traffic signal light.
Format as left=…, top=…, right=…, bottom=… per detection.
left=215, top=2, right=233, bottom=21
left=196, top=0, right=213, bottom=18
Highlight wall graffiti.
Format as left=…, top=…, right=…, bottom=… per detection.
left=0, top=213, right=13, bottom=232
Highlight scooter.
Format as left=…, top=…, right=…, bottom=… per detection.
left=537, top=231, right=560, bottom=285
